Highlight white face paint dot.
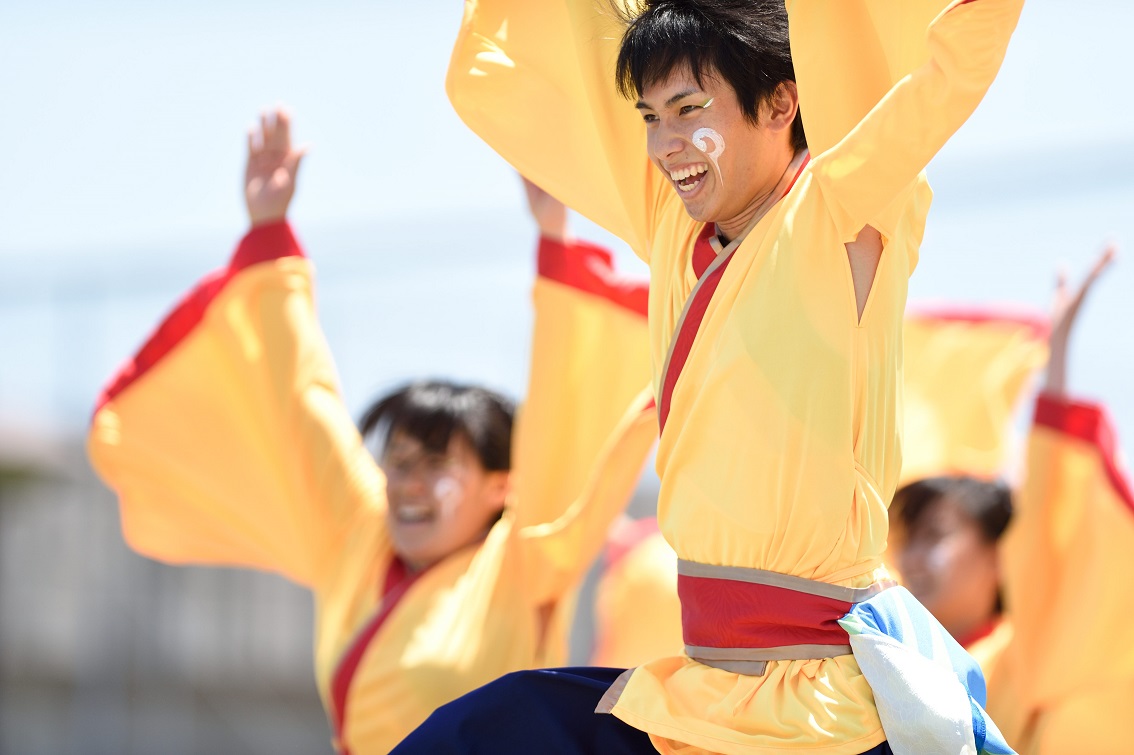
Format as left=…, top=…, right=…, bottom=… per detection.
left=433, top=475, right=462, bottom=520
left=691, top=127, right=726, bottom=188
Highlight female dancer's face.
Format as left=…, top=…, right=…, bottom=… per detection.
left=636, top=64, right=797, bottom=234
left=896, top=494, right=1001, bottom=643
left=381, top=431, right=508, bottom=572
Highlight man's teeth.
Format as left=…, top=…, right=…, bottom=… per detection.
left=669, top=164, right=709, bottom=182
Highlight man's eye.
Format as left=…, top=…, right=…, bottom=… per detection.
left=642, top=113, right=658, bottom=124
left=679, top=105, right=697, bottom=115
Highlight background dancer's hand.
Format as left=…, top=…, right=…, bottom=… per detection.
left=521, top=176, right=571, bottom=242
left=1044, top=245, right=1117, bottom=396
left=245, top=106, right=307, bottom=227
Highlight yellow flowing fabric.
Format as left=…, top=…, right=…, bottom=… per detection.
left=987, top=395, right=1134, bottom=754
left=901, top=310, right=1048, bottom=485
left=88, top=223, right=655, bottom=754
left=593, top=310, right=1046, bottom=669
left=448, top=0, right=1023, bottom=751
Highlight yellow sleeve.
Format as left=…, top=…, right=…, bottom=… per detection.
left=786, top=0, right=953, bottom=159
left=900, top=307, right=1048, bottom=485
left=513, top=235, right=651, bottom=530
left=447, top=0, right=665, bottom=258
left=88, top=222, right=383, bottom=589
left=996, top=394, right=1134, bottom=745
left=507, top=235, right=652, bottom=661
left=518, top=386, right=658, bottom=608
left=797, top=0, right=1025, bottom=241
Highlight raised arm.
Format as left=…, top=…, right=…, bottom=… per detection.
left=994, top=249, right=1134, bottom=748
left=786, top=0, right=952, bottom=158
left=447, top=0, right=664, bottom=258
left=512, top=177, right=652, bottom=532
left=518, top=385, right=658, bottom=608
left=794, top=0, right=1026, bottom=241
left=1042, top=246, right=1116, bottom=396
left=88, top=109, right=382, bottom=589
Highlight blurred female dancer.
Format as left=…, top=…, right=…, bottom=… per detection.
left=88, top=108, right=656, bottom=754
left=895, top=250, right=1134, bottom=754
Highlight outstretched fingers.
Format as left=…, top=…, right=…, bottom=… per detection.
left=244, top=104, right=305, bottom=228
left=275, top=107, right=292, bottom=151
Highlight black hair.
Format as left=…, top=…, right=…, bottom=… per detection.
left=358, top=380, right=515, bottom=472
left=892, top=476, right=1014, bottom=544
left=614, top=0, right=807, bottom=152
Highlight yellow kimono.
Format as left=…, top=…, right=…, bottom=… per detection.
left=987, top=394, right=1134, bottom=754
left=88, top=223, right=656, bottom=754
left=448, top=0, right=1023, bottom=751
left=593, top=308, right=1047, bottom=670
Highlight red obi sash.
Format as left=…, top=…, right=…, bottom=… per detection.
left=677, top=560, right=891, bottom=675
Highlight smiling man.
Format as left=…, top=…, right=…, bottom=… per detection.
left=395, top=0, right=1027, bottom=753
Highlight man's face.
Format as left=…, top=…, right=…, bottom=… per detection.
left=637, top=64, right=785, bottom=225
left=896, top=495, right=1000, bottom=640
left=380, top=430, right=508, bottom=572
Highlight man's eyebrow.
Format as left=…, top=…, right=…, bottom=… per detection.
left=635, top=88, right=703, bottom=110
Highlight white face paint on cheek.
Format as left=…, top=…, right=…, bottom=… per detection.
left=432, top=475, right=462, bottom=521
left=926, top=543, right=951, bottom=575
left=691, top=127, right=726, bottom=189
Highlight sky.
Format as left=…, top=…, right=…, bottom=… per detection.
left=1, top=0, right=1133, bottom=464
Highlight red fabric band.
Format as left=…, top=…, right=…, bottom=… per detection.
left=658, top=245, right=734, bottom=433
left=94, top=222, right=305, bottom=414
left=661, top=154, right=810, bottom=435
left=678, top=573, right=853, bottom=649
left=537, top=236, right=648, bottom=317
left=1034, top=393, right=1134, bottom=513
left=905, top=305, right=1049, bottom=339
left=330, top=555, right=423, bottom=755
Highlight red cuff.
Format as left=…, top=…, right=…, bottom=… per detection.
left=1035, top=393, right=1134, bottom=513
left=904, top=304, right=1049, bottom=340
left=93, top=222, right=307, bottom=415
left=232, top=221, right=306, bottom=271
left=537, top=236, right=648, bottom=317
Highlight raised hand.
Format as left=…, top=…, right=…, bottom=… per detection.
left=245, top=107, right=307, bottom=227
left=1044, top=245, right=1117, bottom=396
left=521, top=176, right=571, bottom=242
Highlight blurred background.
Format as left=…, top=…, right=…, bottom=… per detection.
left=1, top=1, right=1131, bottom=753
